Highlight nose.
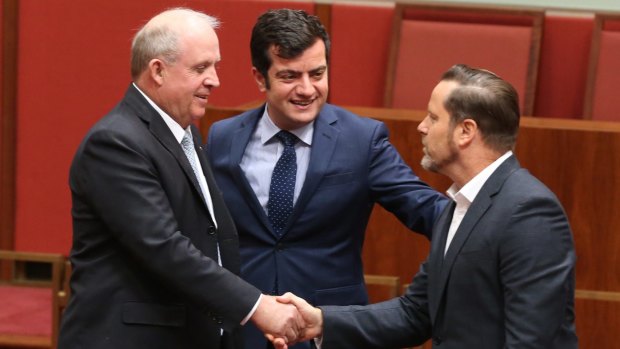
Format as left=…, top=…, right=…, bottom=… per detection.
left=417, top=117, right=429, bottom=134
left=204, top=66, right=220, bottom=88
left=295, top=75, right=313, bottom=96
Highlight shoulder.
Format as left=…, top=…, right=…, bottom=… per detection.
left=320, top=104, right=384, bottom=134
left=210, top=106, right=263, bottom=132
left=503, top=168, right=558, bottom=202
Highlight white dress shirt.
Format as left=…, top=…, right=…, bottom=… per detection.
left=444, top=151, right=513, bottom=255
left=240, top=106, right=313, bottom=214
left=134, top=84, right=261, bottom=327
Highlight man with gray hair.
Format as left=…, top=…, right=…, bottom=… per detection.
left=59, top=8, right=302, bottom=349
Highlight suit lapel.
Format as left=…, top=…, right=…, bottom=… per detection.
left=284, top=109, right=339, bottom=234
left=430, top=155, right=521, bottom=322
left=427, top=201, right=456, bottom=320
left=229, top=107, right=275, bottom=234
left=127, top=85, right=209, bottom=210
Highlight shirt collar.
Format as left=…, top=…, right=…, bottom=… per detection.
left=133, top=83, right=190, bottom=143
left=258, top=104, right=314, bottom=146
left=446, top=151, right=513, bottom=204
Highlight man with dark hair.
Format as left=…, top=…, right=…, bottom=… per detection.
left=206, top=8, right=447, bottom=349
left=277, top=64, right=578, bottom=349
left=59, top=8, right=304, bottom=349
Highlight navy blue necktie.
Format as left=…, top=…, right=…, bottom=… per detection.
left=267, top=131, right=298, bottom=235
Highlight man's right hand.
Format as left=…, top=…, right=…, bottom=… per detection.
left=251, top=294, right=305, bottom=345
left=276, top=292, right=324, bottom=343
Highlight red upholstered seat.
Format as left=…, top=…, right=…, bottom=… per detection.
left=329, top=3, right=395, bottom=107
left=584, top=15, right=620, bottom=121
left=0, top=251, right=70, bottom=349
left=0, top=285, right=52, bottom=339
left=535, top=14, right=594, bottom=119
left=385, top=4, right=544, bottom=116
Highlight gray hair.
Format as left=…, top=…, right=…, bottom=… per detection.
left=130, top=8, right=219, bottom=79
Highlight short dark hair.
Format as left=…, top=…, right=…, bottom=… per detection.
left=441, top=64, right=520, bottom=152
left=250, top=9, right=330, bottom=88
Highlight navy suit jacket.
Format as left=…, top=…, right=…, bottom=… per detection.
left=320, top=156, right=578, bottom=349
left=207, top=104, right=448, bottom=349
left=59, top=85, right=261, bottom=349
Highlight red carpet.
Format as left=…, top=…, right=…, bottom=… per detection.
left=0, top=285, right=51, bottom=336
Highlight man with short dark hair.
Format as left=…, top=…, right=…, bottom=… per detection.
left=207, top=9, right=447, bottom=349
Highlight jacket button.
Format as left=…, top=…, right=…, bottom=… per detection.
left=276, top=243, right=285, bottom=251
left=208, top=226, right=216, bottom=235
left=433, top=336, right=442, bottom=345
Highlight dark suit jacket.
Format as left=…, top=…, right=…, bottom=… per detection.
left=207, top=104, right=448, bottom=349
left=320, top=156, right=578, bottom=349
left=58, top=85, right=261, bottom=349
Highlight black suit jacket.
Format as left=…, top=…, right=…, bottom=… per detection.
left=58, top=85, right=261, bottom=349
left=320, top=156, right=578, bottom=349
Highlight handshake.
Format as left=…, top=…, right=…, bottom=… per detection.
left=251, top=292, right=323, bottom=349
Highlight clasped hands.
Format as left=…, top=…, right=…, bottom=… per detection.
left=251, top=292, right=322, bottom=349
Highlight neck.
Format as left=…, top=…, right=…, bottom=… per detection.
left=446, top=146, right=504, bottom=188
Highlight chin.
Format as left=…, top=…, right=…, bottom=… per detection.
left=421, top=156, right=439, bottom=173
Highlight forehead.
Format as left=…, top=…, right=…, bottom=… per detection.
left=178, top=25, right=220, bottom=58
left=429, top=80, right=459, bottom=112
left=268, top=40, right=326, bottom=71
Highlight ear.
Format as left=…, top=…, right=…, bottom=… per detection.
left=252, top=67, right=267, bottom=92
left=149, top=59, right=166, bottom=86
left=455, top=118, right=477, bottom=147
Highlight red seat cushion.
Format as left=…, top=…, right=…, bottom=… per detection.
left=0, top=285, right=51, bottom=337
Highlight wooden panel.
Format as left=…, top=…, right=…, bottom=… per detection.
left=364, top=274, right=400, bottom=303
left=575, top=297, right=620, bottom=348
left=1, top=0, right=18, bottom=252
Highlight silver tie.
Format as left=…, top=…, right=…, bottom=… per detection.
left=181, top=131, right=202, bottom=184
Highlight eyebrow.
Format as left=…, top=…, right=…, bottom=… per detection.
left=275, top=65, right=327, bottom=77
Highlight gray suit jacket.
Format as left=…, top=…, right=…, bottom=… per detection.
left=59, top=85, right=261, bottom=349
left=320, top=156, right=578, bottom=349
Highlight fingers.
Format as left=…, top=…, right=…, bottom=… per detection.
left=276, top=292, right=294, bottom=304
left=272, top=337, right=288, bottom=349
left=265, top=334, right=288, bottom=349
left=252, top=295, right=305, bottom=343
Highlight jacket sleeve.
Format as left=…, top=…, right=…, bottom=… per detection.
left=499, top=194, right=576, bottom=348
left=320, top=261, right=433, bottom=349
left=367, top=121, right=448, bottom=239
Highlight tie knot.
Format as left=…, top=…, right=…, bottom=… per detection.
left=275, top=130, right=298, bottom=147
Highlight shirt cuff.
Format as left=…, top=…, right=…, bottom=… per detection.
left=241, top=293, right=262, bottom=325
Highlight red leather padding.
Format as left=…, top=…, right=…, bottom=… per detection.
left=591, top=30, right=620, bottom=121
left=403, top=7, right=536, bottom=26
left=534, top=14, right=593, bottom=118
left=392, top=20, right=532, bottom=112
left=329, top=3, right=394, bottom=107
